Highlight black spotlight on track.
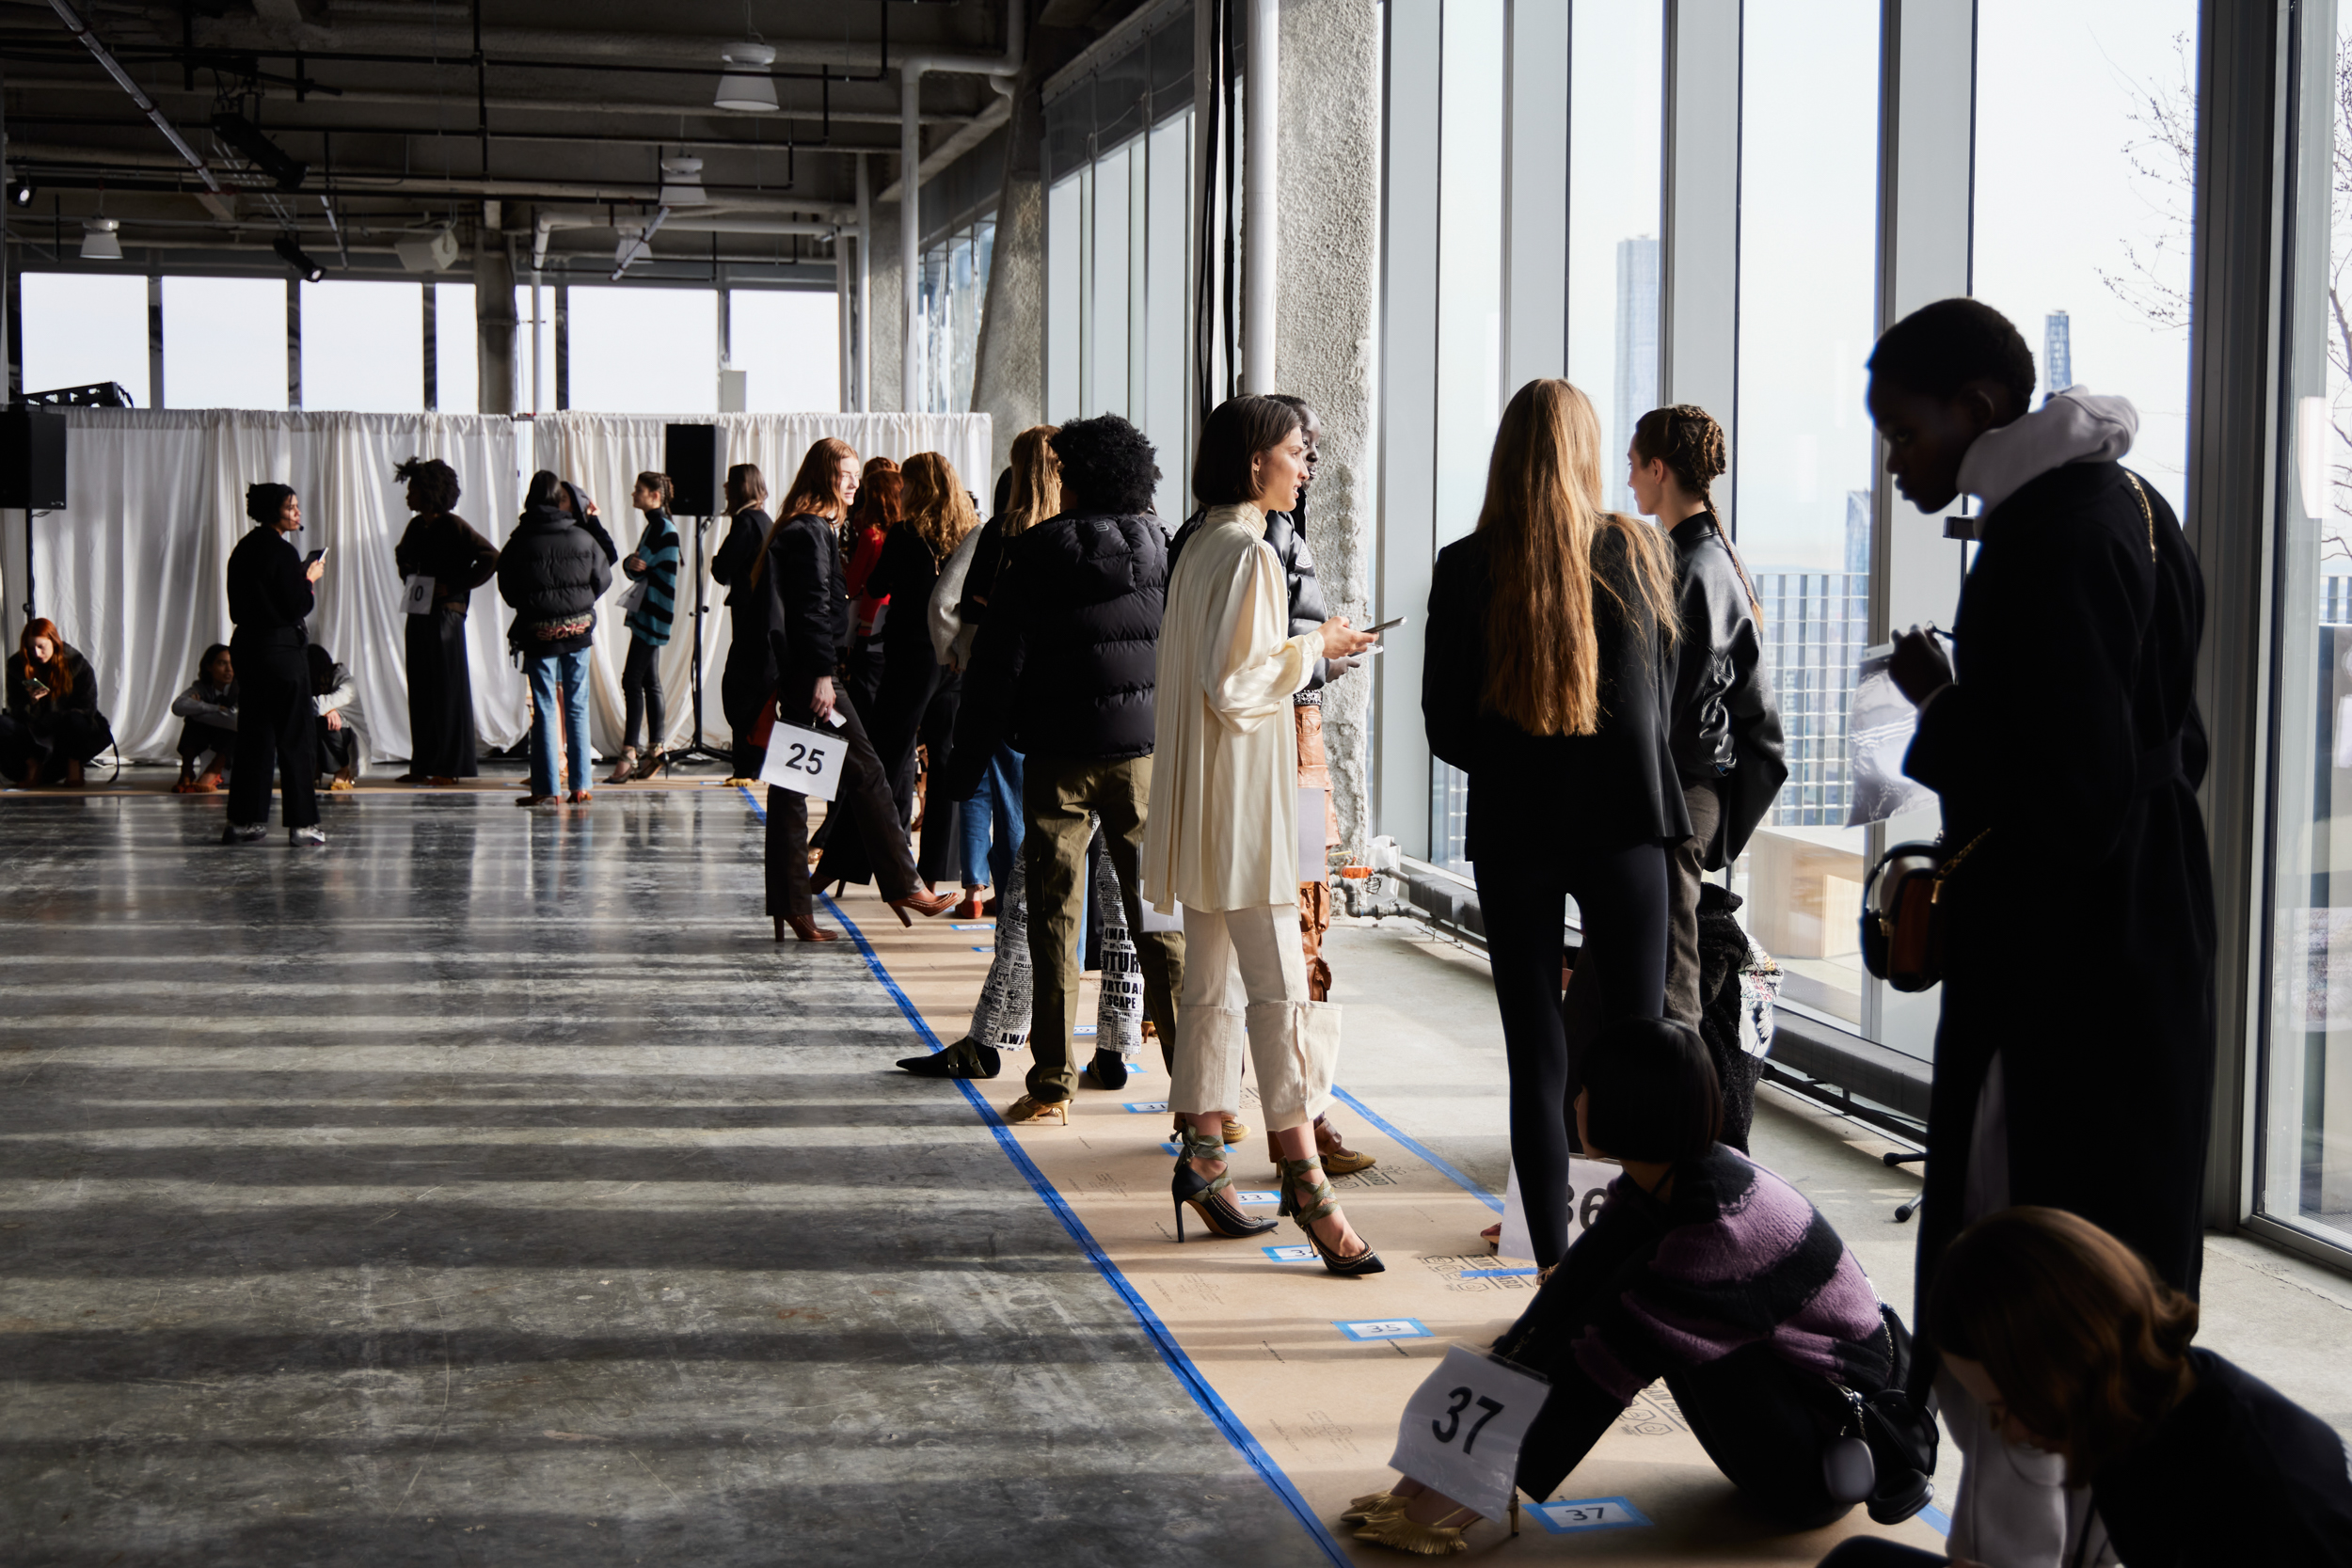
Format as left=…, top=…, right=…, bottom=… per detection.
left=272, top=233, right=326, bottom=283
left=210, top=112, right=307, bottom=190
left=7, top=180, right=32, bottom=209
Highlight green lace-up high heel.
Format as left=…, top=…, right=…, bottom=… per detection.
left=1278, top=1155, right=1386, bottom=1275
left=1172, top=1126, right=1279, bottom=1242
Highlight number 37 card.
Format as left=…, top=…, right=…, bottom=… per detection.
left=1386, top=1344, right=1551, bottom=1525
left=757, top=720, right=848, bottom=802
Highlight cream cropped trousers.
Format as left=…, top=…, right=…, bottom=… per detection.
left=1167, top=901, right=1341, bottom=1132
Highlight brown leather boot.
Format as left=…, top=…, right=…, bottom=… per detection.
left=1265, top=1114, right=1375, bottom=1176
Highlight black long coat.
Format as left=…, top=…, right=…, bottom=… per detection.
left=1902, top=458, right=2216, bottom=1317
left=713, top=508, right=776, bottom=736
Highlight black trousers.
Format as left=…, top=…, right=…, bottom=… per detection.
left=1475, top=837, right=1668, bottom=1268
left=317, top=718, right=358, bottom=777
left=404, top=607, right=478, bottom=778
left=227, top=639, right=319, bottom=829
left=815, top=647, right=946, bottom=889
left=763, top=690, right=919, bottom=919
left=0, top=709, right=111, bottom=781
left=620, top=635, right=666, bottom=752
left=177, top=719, right=234, bottom=765
left=1816, top=1543, right=1945, bottom=1567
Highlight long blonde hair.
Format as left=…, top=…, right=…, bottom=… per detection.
left=900, top=451, right=979, bottom=562
left=1002, top=425, right=1061, bottom=537
left=1476, top=379, right=1679, bottom=736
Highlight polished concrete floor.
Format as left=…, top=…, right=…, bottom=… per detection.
left=0, top=790, right=1328, bottom=1567
left=8, top=787, right=2350, bottom=1568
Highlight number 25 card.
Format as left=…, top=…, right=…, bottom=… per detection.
left=757, top=721, right=848, bottom=802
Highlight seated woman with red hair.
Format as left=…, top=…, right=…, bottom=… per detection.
left=1, top=618, right=112, bottom=786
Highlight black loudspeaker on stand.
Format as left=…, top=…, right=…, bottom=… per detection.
left=663, top=423, right=731, bottom=768
left=2, top=405, right=69, bottom=626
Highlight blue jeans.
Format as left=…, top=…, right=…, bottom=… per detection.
left=960, top=745, right=1025, bottom=889
left=525, top=645, right=592, bottom=797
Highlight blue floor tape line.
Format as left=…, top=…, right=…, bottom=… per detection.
left=739, top=786, right=1347, bottom=1567
left=1328, top=1085, right=1505, bottom=1214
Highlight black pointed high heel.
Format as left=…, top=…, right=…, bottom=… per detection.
left=1171, top=1127, right=1279, bottom=1242
left=1279, top=1155, right=1385, bottom=1275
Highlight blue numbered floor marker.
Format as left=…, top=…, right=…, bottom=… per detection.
left=1075, top=1024, right=1097, bottom=1036
left=1232, top=1190, right=1279, bottom=1205
left=1262, top=1244, right=1318, bottom=1262
left=1161, top=1142, right=1184, bottom=1156
left=1335, top=1318, right=1430, bottom=1342
left=949, top=923, right=993, bottom=931
left=1530, top=1497, right=1653, bottom=1534
left=1123, top=1101, right=1170, bottom=1114
left=1460, top=1267, right=1539, bottom=1279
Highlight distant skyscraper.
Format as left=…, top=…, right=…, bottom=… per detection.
left=1843, top=489, right=1873, bottom=578
left=1612, top=237, right=1661, bottom=512
left=2044, top=310, right=2073, bottom=399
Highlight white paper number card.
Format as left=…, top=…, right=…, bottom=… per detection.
left=401, top=574, right=434, bottom=615
left=756, top=721, right=846, bottom=801
left=1386, top=1344, right=1551, bottom=1525
left=1530, top=1497, right=1653, bottom=1534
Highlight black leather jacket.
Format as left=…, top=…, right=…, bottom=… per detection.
left=1168, top=497, right=1330, bottom=698
left=1668, top=511, right=1786, bottom=868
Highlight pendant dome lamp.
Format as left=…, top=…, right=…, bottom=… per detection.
left=657, top=156, right=708, bottom=205
left=714, top=41, right=780, bottom=113
left=80, top=214, right=121, bottom=261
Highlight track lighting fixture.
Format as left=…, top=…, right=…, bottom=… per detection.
left=211, top=112, right=308, bottom=191
left=273, top=233, right=325, bottom=282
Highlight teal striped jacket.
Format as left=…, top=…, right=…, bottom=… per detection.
left=624, top=514, right=680, bottom=645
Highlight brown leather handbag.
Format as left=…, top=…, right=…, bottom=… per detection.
left=1860, top=831, right=1989, bottom=992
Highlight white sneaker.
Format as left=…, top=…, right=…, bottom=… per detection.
left=219, top=822, right=266, bottom=845
left=289, top=826, right=325, bottom=847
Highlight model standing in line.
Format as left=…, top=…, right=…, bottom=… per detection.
left=1625, top=404, right=1786, bottom=1148
left=222, top=483, right=328, bottom=845
left=609, top=470, right=680, bottom=783
left=753, top=437, right=955, bottom=943
left=710, top=462, right=775, bottom=783
left=390, top=456, right=498, bottom=785
left=1422, top=379, right=1687, bottom=1273
left=1168, top=392, right=1375, bottom=1177
left=1867, top=297, right=2216, bottom=1568
left=1147, top=395, right=1382, bottom=1271
left=498, top=472, right=610, bottom=809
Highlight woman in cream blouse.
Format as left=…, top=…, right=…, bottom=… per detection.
left=1143, top=395, right=1382, bottom=1275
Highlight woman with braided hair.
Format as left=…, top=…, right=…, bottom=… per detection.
left=1624, top=404, right=1786, bottom=1143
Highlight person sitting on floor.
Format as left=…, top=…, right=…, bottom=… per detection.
left=1, top=618, right=114, bottom=787
left=1349, top=1017, right=1907, bottom=1555
left=1817, top=1207, right=2352, bottom=1568
left=170, top=643, right=238, bottom=792
left=310, top=642, right=364, bottom=791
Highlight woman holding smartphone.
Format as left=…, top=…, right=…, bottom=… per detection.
left=1, top=618, right=113, bottom=786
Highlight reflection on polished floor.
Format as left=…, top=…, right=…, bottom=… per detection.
left=0, top=789, right=1327, bottom=1567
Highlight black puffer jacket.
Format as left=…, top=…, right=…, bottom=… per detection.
left=1169, top=499, right=1330, bottom=695
left=1668, top=510, right=1786, bottom=868
left=938, top=511, right=1166, bottom=794
left=497, top=505, right=612, bottom=654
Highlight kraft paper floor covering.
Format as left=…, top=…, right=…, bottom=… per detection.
left=813, top=857, right=1953, bottom=1566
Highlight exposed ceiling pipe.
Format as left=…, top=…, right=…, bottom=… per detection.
left=611, top=205, right=668, bottom=279
left=41, top=0, right=222, bottom=194
left=898, top=2, right=1025, bottom=410
left=874, top=94, right=1010, bottom=204
left=171, top=18, right=1022, bottom=77
left=535, top=208, right=848, bottom=267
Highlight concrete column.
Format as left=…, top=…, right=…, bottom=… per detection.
left=422, top=280, right=438, bottom=412
left=474, top=238, right=516, bottom=416
left=1276, top=0, right=1381, bottom=859
left=857, top=154, right=873, bottom=412
left=1243, top=0, right=1279, bottom=392
left=902, top=67, right=924, bottom=412
left=868, top=203, right=904, bottom=413
left=146, top=267, right=163, bottom=408
left=285, top=277, right=301, bottom=411
left=971, top=52, right=1049, bottom=483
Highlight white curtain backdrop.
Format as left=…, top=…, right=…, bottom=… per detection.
left=0, top=408, right=989, bottom=766
left=0, top=409, right=523, bottom=764
left=532, top=412, right=992, bottom=754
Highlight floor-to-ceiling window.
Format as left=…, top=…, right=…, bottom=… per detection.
left=1041, top=4, right=1195, bottom=520
left=1569, top=2, right=1663, bottom=516
left=20, top=274, right=149, bottom=406
left=2262, top=1, right=2352, bottom=1262
left=1724, top=0, right=1882, bottom=1030
left=917, top=214, right=996, bottom=415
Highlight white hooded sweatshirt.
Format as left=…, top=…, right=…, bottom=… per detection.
left=1954, top=386, right=2140, bottom=515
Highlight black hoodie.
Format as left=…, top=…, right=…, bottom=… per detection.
left=938, top=511, right=1166, bottom=798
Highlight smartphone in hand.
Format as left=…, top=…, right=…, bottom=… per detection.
left=304, top=547, right=327, bottom=565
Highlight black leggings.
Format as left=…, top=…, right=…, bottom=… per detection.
left=1474, top=838, right=1668, bottom=1268
left=620, top=636, right=665, bottom=752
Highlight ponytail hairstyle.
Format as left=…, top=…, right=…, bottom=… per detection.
left=1002, top=424, right=1062, bottom=537
left=1630, top=403, right=1762, bottom=626
left=15, top=617, right=72, bottom=699
left=393, top=456, right=461, bottom=514
left=634, top=470, right=675, bottom=510
left=1475, top=380, right=1680, bottom=736
left=900, top=451, right=980, bottom=562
